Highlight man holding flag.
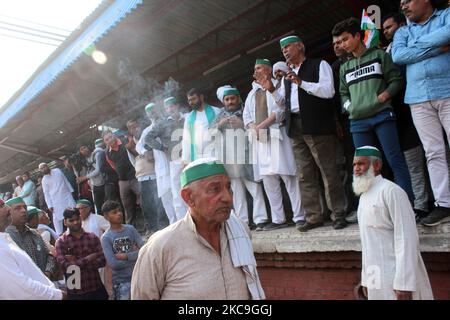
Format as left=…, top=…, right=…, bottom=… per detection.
left=332, top=17, right=414, bottom=202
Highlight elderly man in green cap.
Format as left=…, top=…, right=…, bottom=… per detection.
left=141, top=101, right=177, bottom=226
left=212, top=85, right=268, bottom=230
left=5, top=197, right=57, bottom=279
left=26, top=206, right=57, bottom=256
left=131, top=157, right=265, bottom=300
left=259, top=35, right=347, bottom=232
left=244, top=58, right=304, bottom=231
left=126, top=115, right=169, bottom=235
left=144, top=97, right=188, bottom=222
left=353, top=146, right=432, bottom=300
left=0, top=199, right=65, bottom=299
left=76, top=199, right=109, bottom=238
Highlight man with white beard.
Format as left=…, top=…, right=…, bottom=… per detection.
left=353, top=146, right=433, bottom=300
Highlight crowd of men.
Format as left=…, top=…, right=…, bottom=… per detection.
left=0, top=0, right=448, bottom=300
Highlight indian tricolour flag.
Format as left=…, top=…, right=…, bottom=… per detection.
left=361, top=9, right=379, bottom=48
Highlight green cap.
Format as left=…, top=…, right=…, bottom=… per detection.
left=76, top=199, right=91, bottom=207
left=94, top=138, right=103, bottom=147
left=279, top=35, right=302, bottom=48
left=145, top=102, right=155, bottom=113
left=5, top=197, right=25, bottom=207
left=255, top=59, right=271, bottom=67
left=354, top=146, right=382, bottom=159
left=27, top=206, right=42, bottom=217
left=180, top=158, right=228, bottom=188
left=164, top=97, right=177, bottom=107
left=223, top=88, right=240, bottom=97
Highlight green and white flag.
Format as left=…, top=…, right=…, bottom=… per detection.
left=361, top=9, right=379, bottom=48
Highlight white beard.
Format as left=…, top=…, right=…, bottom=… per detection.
left=352, top=165, right=376, bottom=196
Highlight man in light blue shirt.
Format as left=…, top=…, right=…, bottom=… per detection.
left=20, top=172, right=36, bottom=206
left=392, top=1, right=450, bottom=227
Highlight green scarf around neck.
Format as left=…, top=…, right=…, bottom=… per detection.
left=187, top=104, right=216, bottom=161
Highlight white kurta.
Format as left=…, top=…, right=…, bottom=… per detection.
left=137, top=125, right=171, bottom=197
left=138, top=125, right=178, bottom=223
left=182, top=106, right=221, bottom=163
left=230, top=178, right=267, bottom=225
left=131, top=213, right=251, bottom=300
left=82, top=213, right=110, bottom=238
left=81, top=212, right=110, bottom=285
left=0, top=232, right=62, bottom=300
left=153, top=150, right=171, bottom=197
left=243, top=81, right=297, bottom=181
left=358, top=176, right=433, bottom=300
left=42, top=168, right=76, bottom=234
left=169, top=160, right=188, bottom=221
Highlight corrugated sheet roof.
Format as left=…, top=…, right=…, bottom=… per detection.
left=0, top=0, right=142, bottom=129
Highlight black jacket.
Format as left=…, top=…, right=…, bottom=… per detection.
left=284, top=58, right=336, bottom=137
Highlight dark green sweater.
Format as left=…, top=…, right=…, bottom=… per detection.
left=339, top=47, right=403, bottom=120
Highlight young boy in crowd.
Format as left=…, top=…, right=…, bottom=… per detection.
left=333, top=18, right=414, bottom=202
left=100, top=200, right=144, bottom=300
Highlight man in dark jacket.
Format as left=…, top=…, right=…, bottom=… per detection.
left=262, top=35, right=347, bottom=231
left=103, top=131, right=140, bottom=226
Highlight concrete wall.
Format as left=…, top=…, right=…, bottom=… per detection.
left=256, top=252, right=450, bottom=300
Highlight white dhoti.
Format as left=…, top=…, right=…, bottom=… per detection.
left=52, top=216, right=64, bottom=236
left=42, top=168, right=76, bottom=235
left=52, top=197, right=76, bottom=235
left=170, top=160, right=188, bottom=220
left=359, top=176, right=433, bottom=300
left=160, top=191, right=177, bottom=224
left=262, top=174, right=304, bottom=224
left=243, top=82, right=302, bottom=225
left=251, top=128, right=303, bottom=224
left=230, top=178, right=267, bottom=225
left=154, top=150, right=177, bottom=224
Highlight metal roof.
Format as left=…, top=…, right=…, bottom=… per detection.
left=0, top=0, right=142, bottom=129
left=0, top=0, right=396, bottom=185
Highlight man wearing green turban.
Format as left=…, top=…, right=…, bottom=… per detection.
left=132, top=158, right=265, bottom=300
left=5, top=197, right=57, bottom=279
left=353, top=146, right=432, bottom=300
left=243, top=59, right=304, bottom=231
left=0, top=199, right=65, bottom=299
left=212, top=85, right=268, bottom=230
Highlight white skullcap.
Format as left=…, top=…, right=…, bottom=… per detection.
left=216, top=85, right=233, bottom=103
left=272, top=61, right=290, bottom=77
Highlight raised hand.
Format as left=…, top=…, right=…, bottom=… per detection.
left=254, top=72, right=275, bottom=92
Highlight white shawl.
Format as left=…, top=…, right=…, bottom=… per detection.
left=225, top=213, right=265, bottom=300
